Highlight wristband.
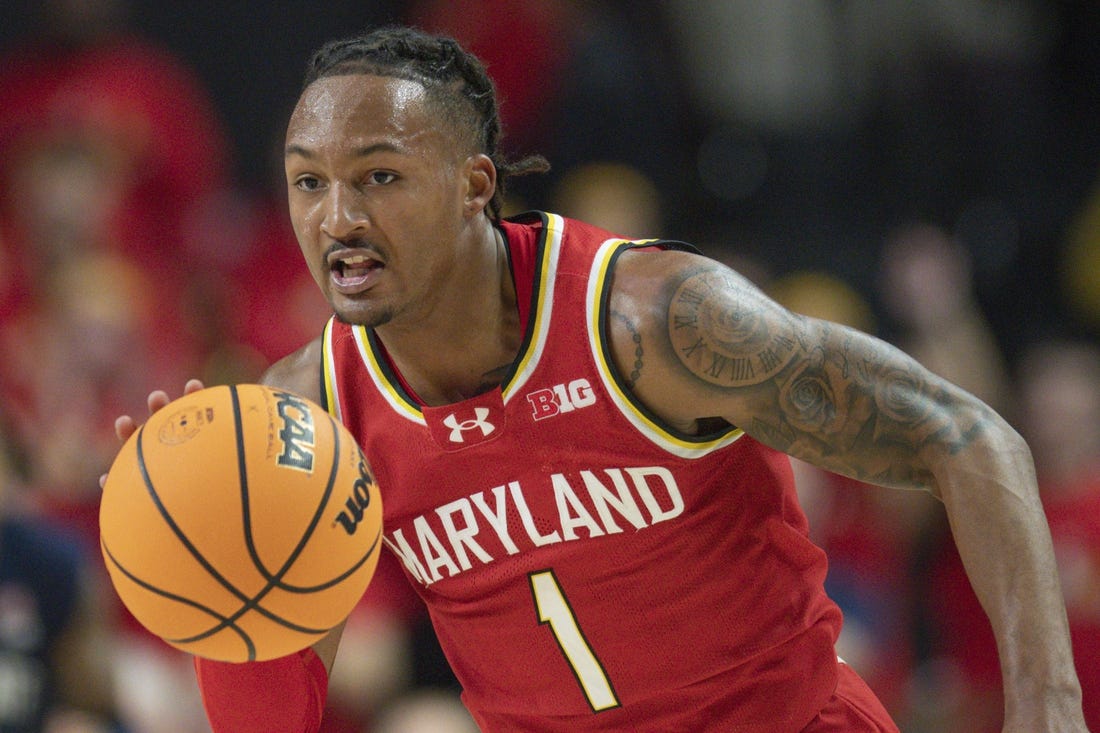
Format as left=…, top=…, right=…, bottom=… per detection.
left=194, top=648, right=328, bottom=733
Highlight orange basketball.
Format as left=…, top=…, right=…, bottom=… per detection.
left=99, top=383, right=382, bottom=662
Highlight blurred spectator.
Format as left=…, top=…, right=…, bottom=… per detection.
left=0, top=0, right=233, bottom=376
left=877, top=222, right=1014, bottom=416
left=0, top=0, right=238, bottom=507
left=108, top=633, right=209, bottom=733
left=1063, top=184, right=1100, bottom=313
left=371, top=689, right=478, bottom=733
left=0, top=409, right=121, bottom=733
left=2, top=249, right=213, bottom=733
left=0, top=131, right=129, bottom=322
left=550, top=162, right=663, bottom=239
left=767, top=271, right=876, bottom=337
left=4, top=251, right=159, bottom=542
left=0, top=4, right=239, bottom=731
left=0, top=0, right=232, bottom=248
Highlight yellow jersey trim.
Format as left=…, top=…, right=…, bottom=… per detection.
left=321, top=317, right=341, bottom=419
left=501, top=212, right=563, bottom=402
left=352, top=324, right=426, bottom=425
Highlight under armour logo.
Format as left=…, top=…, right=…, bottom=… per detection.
left=441, top=407, right=495, bottom=443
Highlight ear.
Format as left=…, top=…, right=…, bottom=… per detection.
left=462, top=153, right=497, bottom=218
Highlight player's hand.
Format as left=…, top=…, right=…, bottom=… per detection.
left=99, top=379, right=206, bottom=488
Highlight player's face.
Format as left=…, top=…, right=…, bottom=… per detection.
left=284, top=73, right=476, bottom=328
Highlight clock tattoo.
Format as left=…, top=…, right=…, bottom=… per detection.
left=669, top=270, right=800, bottom=387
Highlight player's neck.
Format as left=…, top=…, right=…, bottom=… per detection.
left=375, top=222, right=522, bottom=406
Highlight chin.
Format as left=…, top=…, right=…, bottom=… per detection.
left=333, top=302, right=394, bottom=329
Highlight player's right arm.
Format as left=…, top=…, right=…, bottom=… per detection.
left=111, top=337, right=344, bottom=733
left=606, top=249, right=1087, bottom=732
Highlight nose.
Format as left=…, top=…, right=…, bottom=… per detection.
left=319, top=183, right=368, bottom=241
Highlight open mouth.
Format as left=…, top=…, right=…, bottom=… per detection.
left=329, top=252, right=383, bottom=292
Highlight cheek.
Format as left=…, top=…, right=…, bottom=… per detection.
left=288, top=198, right=321, bottom=247
left=287, top=210, right=326, bottom=285
left=290, top=213, right=310, bottom=245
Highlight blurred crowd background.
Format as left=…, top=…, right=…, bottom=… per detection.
left=0, top=1, right=1099, bottom=731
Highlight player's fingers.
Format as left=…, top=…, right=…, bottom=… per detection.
left=115, top=415, right=138, bottom=441
left=183, top=379, right=205, bottom=395
left=146, top=389, right=171, bottom=414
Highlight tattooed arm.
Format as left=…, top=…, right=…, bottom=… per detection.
left=607, top=249, right=1087, bottom=732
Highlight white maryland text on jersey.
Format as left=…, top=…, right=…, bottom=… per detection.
left=383, top=465, right=684, bottom=586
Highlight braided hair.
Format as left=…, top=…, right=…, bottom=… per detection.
left=302, top=26, right=549, bottom=220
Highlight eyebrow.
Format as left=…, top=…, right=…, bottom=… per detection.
left=284, top=142, right=403, bottom=159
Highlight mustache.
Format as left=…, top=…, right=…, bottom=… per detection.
left=324, top=238, right=377, bottom=257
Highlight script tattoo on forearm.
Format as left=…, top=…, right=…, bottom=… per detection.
left=666, top=268, right=988, bottom=488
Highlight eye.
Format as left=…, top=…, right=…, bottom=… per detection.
left=366, top=171, right=397, bottom=186
left=294, top=175, right=323, bottom=192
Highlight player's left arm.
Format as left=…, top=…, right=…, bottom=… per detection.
left=608, top=249, right=1087, bottom=732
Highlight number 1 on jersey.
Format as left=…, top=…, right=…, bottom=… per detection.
left=529, top=570, right=620, bottom=712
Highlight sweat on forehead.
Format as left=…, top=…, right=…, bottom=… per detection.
left=292, top=73, right=477, bottom=155
left=300, top=74, right=425, bottom=114
left=300, top=70, right=481, bottom=152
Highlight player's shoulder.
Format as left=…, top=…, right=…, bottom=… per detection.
left=603, top=245, right=773, bottom=377
left=602, top=246, right=714, bottom=370
left=608, top=245, right=716, bottom=307
left=260, top=336, right=324, bottom=404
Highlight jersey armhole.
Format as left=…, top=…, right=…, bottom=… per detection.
left=593, top=241, right=743, bottom=454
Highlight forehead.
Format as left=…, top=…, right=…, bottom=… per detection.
left=286, top=74, right=443, bottom=155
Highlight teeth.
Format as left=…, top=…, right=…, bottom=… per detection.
left=343, top=255, right=371, bottom=266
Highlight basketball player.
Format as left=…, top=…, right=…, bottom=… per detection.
left=113, top=26, right=1088, bottom=732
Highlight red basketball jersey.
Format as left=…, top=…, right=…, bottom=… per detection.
left=321, top=212, right=845, bottom=731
